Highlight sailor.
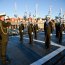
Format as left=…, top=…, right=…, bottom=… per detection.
left=19, top=21, right=24, bottom=42
left=44, top=15, right=51, bottom=49
left=0, top=13, right=10, bottom=65
left=33, top=21, right=38, bottom=39
left=58, top=17, right=64, bottom=43
left=28, top=21, right=34, bottom=44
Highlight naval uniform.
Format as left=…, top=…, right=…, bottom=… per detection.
left=44, top=21, right=51, bottom=49
left=28, top=23, right=33, bottom=44
left=0, top=21, right=9, bottom=65
left=19, top=23, right=24, bottom=42
left=33, top=24, right=38, bottom=39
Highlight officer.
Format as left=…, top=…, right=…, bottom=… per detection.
left=0, top=13, right=10, bottom=65
left=33, top=21, right=38, bottom=39
left=44, top=15, right=51, bottom=49
left=28, top=21, right=34, bottom=44
left=19, top=21, right=24, bottom=42
left=0, top=16, right=2, bottom=59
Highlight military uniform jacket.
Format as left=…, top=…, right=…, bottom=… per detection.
left=33, top=24, right=38, bottom=32
left=49, top=21, right=54, bottom=33
left=44, top=22, right=51, bottom=36
left=19, top=24, right=24, bottom=33
left=55, top=22, right=63, bottom=32
left=0, top=21, right=2, bottom=40
left=56, top=22, right=64, bottom=37
left=0, top=21, right=8, bottom=42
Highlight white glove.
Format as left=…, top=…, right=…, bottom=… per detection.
left=62, top=31, right=64, bottom=34
left=50, top=33, right=52, bottom=36
left=32, top=32, right=33, bottom=35
left=22, top=30, right=23, bottom=32
left=37, top=30, right=38, bottom=32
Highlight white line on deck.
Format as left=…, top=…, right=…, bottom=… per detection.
left=9, top=35, right=65, bottom=65
left=24, top=37, right=65, bottom=48
left=30, top=47, right=65, bottom=65
left=9, top=36, right=65, bottom=48
left=23, top=37, right=65, bottom=65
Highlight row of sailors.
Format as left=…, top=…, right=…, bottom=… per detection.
left=19, top=15, right=65, bottom=49
left=19, top=21, right=38, bottom=43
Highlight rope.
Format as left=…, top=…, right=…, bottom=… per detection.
left=1, top=26, right=7, bottom=35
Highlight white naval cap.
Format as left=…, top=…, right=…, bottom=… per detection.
left=0, top=12, right=6, bottom=16
left=5, top=16, right=9, bottom=19
left=19, top=21, right=23, bottom=25
left=46, top=15, right=50, bottom=18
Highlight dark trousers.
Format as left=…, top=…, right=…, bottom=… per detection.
left=56, top=30, right=58, bottom=38
left=29, top=34, right=33, bottom=44
left=0, top=41, right=1, bottom=58
left=1, top=42, right=7, bottom=65
left=34, top=32, right=37, bottom=39
left=20, top=33, right=23, bottom=41
left=45, top=35, right=50, bottom=49
left=58, top=32, right=62, bottom=43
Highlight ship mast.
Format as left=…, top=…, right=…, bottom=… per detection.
left=35, top=3, right=38, bottom=18
left=48, top=7, right=51, bottom=16
left=59, top=8, right=62, bottom=18
left=14, top=1, right=17, bottom=18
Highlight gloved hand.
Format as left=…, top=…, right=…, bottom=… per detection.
left=37, top=30, right=38, bottom=32
left=62, top=31, right=64, bottom=34
left=22, top=30, right=23, bottom=32
left=32, top=32, right=33, bottom=35
left=50, top=33, right=52, bottom=36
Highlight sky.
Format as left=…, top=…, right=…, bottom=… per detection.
left=0, top=0, right=65, bottom=18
